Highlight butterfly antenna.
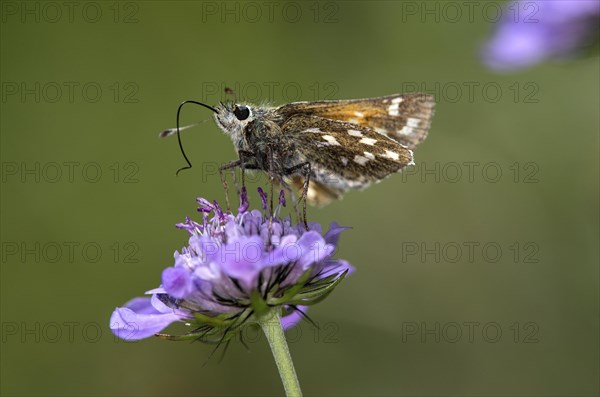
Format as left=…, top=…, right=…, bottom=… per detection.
left=174, top=100, right=218, bottom=176
left=224, top=87, right=237, bottom=103
left=158, top=119, right=210, bottom=138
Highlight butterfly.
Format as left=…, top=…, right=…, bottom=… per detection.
left=161, top=92, right=435, bottom=221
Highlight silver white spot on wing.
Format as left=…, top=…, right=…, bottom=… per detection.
left=407, top=117, right=421, bottom=128
left=347, top=129, right=363, bottom=137
left=363, top=151, right=375, bottom=160
left=305, top=127, right=323, bottom=133
left=398, top=118, right=421, bottom=136
left=353, top=154, right=370, bottom=165
left=387, top=97, right=403, bottom=116
left=322, top=135, right=341, bottom=146
left=354, top=111, right=365, bottom=118
left=399, top=126, right=413, bottom=136
left=359, top=137, right=377, bottom=146
left=383, top=150, right=400, bottom=161
left=341, top=156, right=348, bottom=166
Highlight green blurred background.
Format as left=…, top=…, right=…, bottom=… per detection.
left=1, top=1, right=598, bottom=396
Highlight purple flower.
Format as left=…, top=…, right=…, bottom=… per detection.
left=482, top=0, right=600, bottom=71
left=110, top=189, right=353, bottom=341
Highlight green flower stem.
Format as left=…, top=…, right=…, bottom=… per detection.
left=258, top=309, right=303, bottom=397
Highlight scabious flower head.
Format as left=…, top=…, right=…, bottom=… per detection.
left=110, top=188, right=353, bottom=341
left=482, top=0, right=600, bottom=71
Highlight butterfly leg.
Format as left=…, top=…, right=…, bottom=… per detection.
left=238, top=150, right=254, bottom=192
left=219, top=150, right=256, bottom=211
left=267, top=147, right=276, bottom=216
left=279, top=178, right=301, bottom=225
left=219, top=160, right=239, bottom=211
left=284, top=162, right=311, bottom=230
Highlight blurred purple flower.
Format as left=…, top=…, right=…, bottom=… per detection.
left=482, top=0, right=600, bottom=71
left=110, top=189, right=353, bottom=341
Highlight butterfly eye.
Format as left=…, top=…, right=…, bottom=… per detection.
left=233, top=105, right=250, bottom=121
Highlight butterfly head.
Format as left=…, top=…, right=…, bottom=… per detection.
left=215, top=101, right=255, bottom=132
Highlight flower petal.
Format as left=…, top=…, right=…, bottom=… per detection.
left=122, top=297, right=160, bottom=314
left=219, top=235, right=265, bottom=286
left=320, top=259, right=355, bottom=279
left=281, top=306, right=308, bottom=330
left=194, top=262, right=220, bottom=281
left=324, top=222, right=351, bottom=246
left=482, top=0, right=600, bottom=71
left=264, top=234, right=299, bottom=267
left=296, top=231, right=334, bottom=269
left=145, top=287, right=166, bottom=295
left=110, top=297, right=182, bottom=341
left=161, top=267, right=193, bottom=299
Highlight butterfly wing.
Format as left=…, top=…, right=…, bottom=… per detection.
left=288, top=176, right=343, bottom=207
left=276, top=93, right=435, bottom=149
left=282, top=114, right=413, bottom=206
